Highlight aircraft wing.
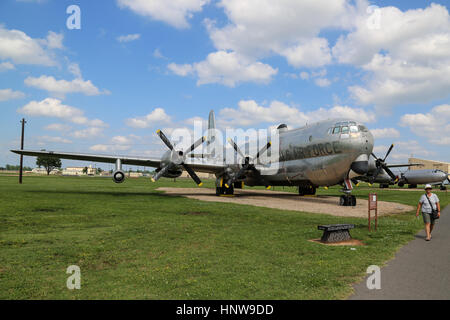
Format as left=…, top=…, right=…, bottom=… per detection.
left=386, top=163, right=424, bottom=168
left=10, top=149, right=226, bottom=174
left=11, top=149, right=162, bottom=167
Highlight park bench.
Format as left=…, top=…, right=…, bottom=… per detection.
left=318, top=224, right=355, bottom=243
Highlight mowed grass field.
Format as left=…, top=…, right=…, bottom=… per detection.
left=0, top=175, right=448, bottom=299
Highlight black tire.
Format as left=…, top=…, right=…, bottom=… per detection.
left=440, top=186, right=447, bottom=191
left=224, top=185, right=234, bottom=195
left=339, top=195, right=347, bottom=206
left=351, top=195, right=357, bottom=206
left=215, top=187, right=222, bottom=196
left=298, top=187, right=305, bottom=196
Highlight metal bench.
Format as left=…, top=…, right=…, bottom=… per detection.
left=318, top=224, right=355, bottom=243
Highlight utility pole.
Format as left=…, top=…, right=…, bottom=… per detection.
left=19, top=118, right=26, bottom=184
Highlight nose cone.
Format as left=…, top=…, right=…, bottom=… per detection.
left=438, top=171, right=448, bottom=180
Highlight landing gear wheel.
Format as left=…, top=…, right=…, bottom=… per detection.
left=440, top=185, right=447, bottom=191
left=216, top=185, right=234, bottom=196
left=299, top=185, right=316, bottom=196
left=339, top=195, right=356, bottom=206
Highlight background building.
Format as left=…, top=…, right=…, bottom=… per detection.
left=62, top=165, right=96, bottom=176
left=408, top=158, right=450, bottom=172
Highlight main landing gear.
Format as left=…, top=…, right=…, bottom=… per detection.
left=340, top=194, right=356, bottom=206
left=298, top=185, right=316, bottom=196
left=216, top=184, right=234, bottom=196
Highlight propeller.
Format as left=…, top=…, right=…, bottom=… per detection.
left=152, top=129, right=206, bottom=186
left=224, top=139, right=272, bottom=187
left=369, top=143, right=398, bottom=183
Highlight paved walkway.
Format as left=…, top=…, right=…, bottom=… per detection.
left=350, top=204, right=450, bottom=300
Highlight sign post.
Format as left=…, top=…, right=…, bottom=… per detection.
left=368, top=193, right=378, bottom=231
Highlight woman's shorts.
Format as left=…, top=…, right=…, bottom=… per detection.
left=422, top=212, right=436, bottom=225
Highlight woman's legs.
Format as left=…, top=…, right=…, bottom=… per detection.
left=425, top=222, right=431, bottom=240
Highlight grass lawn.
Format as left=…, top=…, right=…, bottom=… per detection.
left=0, top=175, right=448, bottom=299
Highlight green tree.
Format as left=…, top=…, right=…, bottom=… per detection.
left=82, top=167, right=88, bottom=174
left=36, top=156, right=62, bottom=175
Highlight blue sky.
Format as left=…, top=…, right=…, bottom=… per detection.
left=1, top=0, right=449, bottom=170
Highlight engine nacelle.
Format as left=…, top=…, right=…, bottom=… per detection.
left=161, top=168, right=182, bottom=179
left=112, top=170, right=125, bottom=183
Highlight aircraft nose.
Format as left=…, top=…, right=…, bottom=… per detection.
left=438, top=171, right=448, bottom=180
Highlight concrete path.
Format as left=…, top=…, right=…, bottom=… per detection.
left=350, top=204, right=450, bottom=300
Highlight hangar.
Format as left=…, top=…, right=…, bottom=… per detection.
left=408, top=158, right=450, bottom=173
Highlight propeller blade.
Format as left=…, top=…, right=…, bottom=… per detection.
left=156, top=129, right=173, bottom=150
left=182, top=163, right=202, bottom=186
left=184, top=136, right=206, bottom=155
left=383, top=165, right=397, bottom=181
left=383, top=144, right=394, bottom=161
left=151, top=165, right=170, bottom=182
left=227, top=138, right=245, bottom=158
left=371, top=152, right=378, bottom=159
left=255, top=141, right=272, bottom=161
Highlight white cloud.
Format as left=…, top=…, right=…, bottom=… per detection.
left=68, top=62, right=82, bottom=78
left=72, top=127, right=104, bottom=139
left=117, top=0, right=209, bottom=29
left=44, top=123, right=71, bottom=131
left=90, top=144, right=130, bottom=152
left=111, top=135, right=134, bottom=145
left=314, top=78, right=331, bottom=87
left=0, top=61, right=14, bottom=72
left=0, top=26, right=61, bottom=66
left=281, top=37, right=332, bottom=68
left=218, top=100, right=375, bottom=128
left=208, top=0, right=353, bottom=60
left=333, top=3, right=450, bottom=110
left=167, top=63, right=193, bottom=76
left=45, top=31, right=64, bottom=49
left=399, top=104, right=450, bottom=145
left=18, top=98, right=107, bottom=127
left=24, top=75, right=109, bottom=98
left=37, top=135, right=72, bottom=144
left=0, top=88, right=25, bottom=101
left=370, top=128, right=401, bottom=139
left=117, top=33, right=141, bottom=43
left=126, top=108, right=171, bottom=128
left=168, top=51, right=278, bottom=87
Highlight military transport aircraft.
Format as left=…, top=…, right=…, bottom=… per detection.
left=11, top=110, right=412, bottom=206
left=359, top=168, right=448, bottom=190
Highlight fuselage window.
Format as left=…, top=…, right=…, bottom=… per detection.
left=341, top=126, right=349, bottom=134
left=332, top=127, right=340, bottom=134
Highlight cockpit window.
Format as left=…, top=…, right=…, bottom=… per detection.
left=332, top=127, right=340, bottom=134
left=349, top=125, right=358, bottom=133
left=341, top=126, right=349, bottom=134
left=358, top=125, right=368, bottom=132
left=327, top=127, right=332, bottom=135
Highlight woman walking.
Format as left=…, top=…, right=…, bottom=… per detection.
left=416, top=184, right=441, bottom=241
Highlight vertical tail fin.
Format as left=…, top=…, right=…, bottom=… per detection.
left=207, top=110, right=216, bottom=157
